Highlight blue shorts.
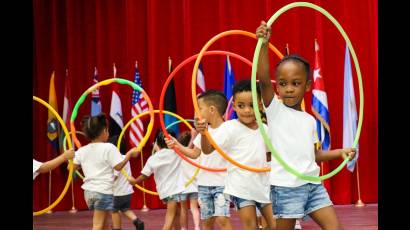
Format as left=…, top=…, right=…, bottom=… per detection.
left=84, top=190, right=114, bottom=211
left=198, top=186, right=230, bottom=220
left=230, top=195, right=270, bottom=212
left=270, top=183, right=333, bottom=219
left=180, top=192, right=198, bottom=201
left=113, top=194, right=132, bottom=212
left=162, top=193, right=181, bottom=203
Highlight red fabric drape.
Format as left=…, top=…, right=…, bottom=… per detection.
left=33, top=0, right=378, bottom=211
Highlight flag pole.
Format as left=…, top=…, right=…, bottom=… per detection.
left=69, top=178, right=77, bottom=213
left=140, top=150, right=149, bottom=212
left=355, top=160, right=365, bottom=207
left=47, top=170, right=53, bottom=214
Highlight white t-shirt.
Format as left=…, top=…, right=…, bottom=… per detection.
left=192, top=126, right=227, bottom=186
left=33, top=159, right=43, bottom=180
left=180, top=157, right=199, bottom=194
left=264, top=96, right=320, bottom=187
left=73, top=142, right=124, bottom=194
left=212, top=119, right=271, bottom=203
left=141, top=148, right=185, bottom=200
left=113, top=155, right=134, bottom=196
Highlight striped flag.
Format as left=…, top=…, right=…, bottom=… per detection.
left=224, top=55, right=237, bottom=120
left=47, top=71, right=60, bottom=153
left=311, top=39, right=331, bottom=151
left=343, top=45, right=359, bottom=172
left=109, top=63, right=126, bottom=153
left=196, top=63, right=206, bottom=95
left=91, top=67, right=102, bottom=116
left=129, top=61, right=148, bottom=149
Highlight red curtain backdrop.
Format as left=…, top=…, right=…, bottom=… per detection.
left=33, top=0, right=377, bottom=211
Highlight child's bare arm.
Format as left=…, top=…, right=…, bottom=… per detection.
left=165, top=136, right=201, bottom=159
left=315, top=147, right=356, bottom=162
left=114, top=147, right=140, bottom=171
left=256, top=20, right=275, bottom=107
left=128, top=174, right=148, bottom=185
left=38, top=149, right=75, bottom=173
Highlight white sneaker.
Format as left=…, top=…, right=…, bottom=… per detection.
left=294, top=220, right=302, bottom=229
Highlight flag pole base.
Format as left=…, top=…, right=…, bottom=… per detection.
left=141, top=205, right=150, bottom=212
left=46, top=210, right=53, bottom=214
left=69, top=206, right=78, bottom=213
left=355, top=199, right=365, bottom=207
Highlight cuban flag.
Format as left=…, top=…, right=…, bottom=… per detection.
left=311, top=39, right=331, bottom=150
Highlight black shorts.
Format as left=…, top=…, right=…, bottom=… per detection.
left=113, top=194, right=132, bottom=212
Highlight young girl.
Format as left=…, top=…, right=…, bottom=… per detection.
left=128, top=130, right=184, bottom=230
left=177, top=130, right=201, bottom=230
left=256, top=21, right=356, bottom=230
left=73, top=113, right=139, bottom=230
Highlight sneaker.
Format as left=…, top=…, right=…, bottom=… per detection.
left=294, top=219, right=302, bottom=229
left=133, top=218, right=144, bottom=230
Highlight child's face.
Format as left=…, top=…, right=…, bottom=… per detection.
left=276, top=61, right=311, bottom=111
left=233, top=91, right=259, bottom=128
left=197, top=98, right=213, bottom=122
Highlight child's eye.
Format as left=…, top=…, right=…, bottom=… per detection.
left=279, top=82, right=286, bottom=86
left=238, top=104, right=244, bottom=108
left=293, top=82, right=301, bottom=86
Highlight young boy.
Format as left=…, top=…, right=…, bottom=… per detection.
left=166, top=90, right=232, bottom=230
left=256, top=21, right=356, bottom=230
left=195, top=80, right=276, bottom=230
left=33, top=149, right=75, bottom=180
left=128, top=130, right=184, bottom=230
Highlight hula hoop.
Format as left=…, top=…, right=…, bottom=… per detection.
left=33, top=96, right=74, bottom=216
left=190, top=31, right=284, bottom=172
left=160, top=48, right=280, bottom=172
left=62, top=131, right=86, bottom=180
left=250, top=2, right=364, bottom=181
left=70, top=78, right=155, bottom=153
left=117, top=110, right=195, bottom=195
left=165, top=119, right=200, bottom=187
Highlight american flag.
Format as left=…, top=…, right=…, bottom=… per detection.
left=129, top=61, right=148, bottom=148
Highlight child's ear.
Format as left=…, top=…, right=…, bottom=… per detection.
left=305, top=79, right=312, bottom=92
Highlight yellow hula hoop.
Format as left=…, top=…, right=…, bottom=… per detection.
left=33, top=96, right=74, bottom=216
left=117, top=110, right=195, bottom=196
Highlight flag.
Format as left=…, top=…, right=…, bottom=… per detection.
left=343, top=45, right=359, bottom=172
left=285, top=43, right=290, bottom=56
left=196, top=63, right=206, bottom=95
left=224, top=55, right=237, bottom=119
left=59, top=69, right=72, bottom=152
left=164, top=57, right=179, bottom=135
left=109, top=63, right=126, bottom=153
left=47, top=71, right=60, bottom=154
left=129, top=61, right=149, bottom=149
left=311, top=39, right=331, bottom=151
left=91, top=67, right=102, bottom=116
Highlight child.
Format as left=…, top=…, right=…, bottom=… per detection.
left=128, top=130, right=184, bottom=230
left=256, top=21, right=356, bottom=230
left=73, top=113, right=139, bottom=230
left=166, top=90, right=232, bottom=230
left=33, top=149, right=75, bottom=180
left=111, top=152, right=144, bottom=230
left=177, top=130, right=201, bottom=230
left=195, top=80, right=276, bottom=230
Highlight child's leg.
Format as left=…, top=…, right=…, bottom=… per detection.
left=260, top=204, right=276, bottom=230
left=190, top=198, right=201, bottom=230
left=308, top=206, right=342, bottom=230
left=92, top=210, right=109, bottom=230
left=202, top=217, right=215, bottom=230
left=123, top=210, right=138, bottom=221
left=237, top=205, right=258, bottom=230
left=163, top=200, right=178, bottom=230
left=111, top=211, right=122, bottom=229
left=180, top=199, right=189, bottom=230
left=172, top=203, right=181, bottom=230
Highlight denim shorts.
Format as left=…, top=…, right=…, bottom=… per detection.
left=84, top=190, right=114, bottom=211
left=198, top=186, right=230, bottom=220
left=162, top=193, right=181, bottom=203
left=230, top=195, right=270, bottom=212
left=270, top=183, right=333, bottom=219
left=113, top=194, right=132, bottom=212
left=180, top=192, right=198, bottom=201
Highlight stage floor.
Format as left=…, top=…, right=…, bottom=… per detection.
left=33, top=204, right=378, bottom=229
